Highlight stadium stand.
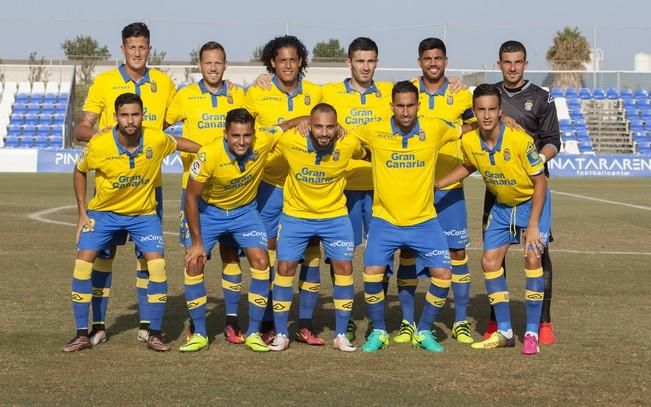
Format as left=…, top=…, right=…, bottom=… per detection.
left=2, top=80, right=71, bottom=149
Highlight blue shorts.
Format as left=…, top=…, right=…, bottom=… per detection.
left=365, top=217, right=451, bottom=277
left=434, top=188, right=469, bottom=250
left=256, top=181, right=283, bottom=240
left=97, top=186, right=163, bottom=259
left=345, top=190, right=373, bottom=247
left=277, top=214, right=354, bottom=262
left=78, top=210, right=165, bottom=255
left=184, top=199, right=267, bottom=257
left=178, top=189, right=238, bottom=249
left=483, top=188, right=552, bottom=250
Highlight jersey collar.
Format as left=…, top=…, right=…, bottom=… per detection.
left=480, top=122, right=506, bottom=153
left=418, top=77, right=448, bottom=96
left=118, top=64, right=151, bottom=85
left=344, top=78, right=379, bottom=95
left=307, top=134, right=335, bottom=164
left=272, top=75, right=303, bottom=97
left=198, top=79, right=228, bottom=96
left=391, top=117, right=421, bottom=138
left=113, top=127, right=143, bottom=170
left=222, top=138, right=254, bottom=172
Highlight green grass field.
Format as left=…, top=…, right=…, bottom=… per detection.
left=0, top=174, right=649, bottom=405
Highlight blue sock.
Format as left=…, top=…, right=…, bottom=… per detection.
left=484, top=267, right=511, bottom=333
left=298, top=245, right=321, bottom=321
left=146, top=259, right=167, bottom=332
left=333, top=274, right=354, bottom=335
left=221, top=263, right=242, bottom=317
left=525, top=267, right=544, bottom=334
left=72, top=259, right=93, bottom=331
left=136, top=259, right=150, bottom=326
left=91, top=258, right=112, bottom=327
left=184, top=270, right=207, bottom=336
left=248, top=267, right=270, bottom=335
left=363, top=272, right=386, bottom=331
left=451, top=256, right=471, bottom=322
left=417, top=276, right=450, bottom=332
left=272, top=274, right=294, bottom=336
left=396, top=257, right=417, bottom=324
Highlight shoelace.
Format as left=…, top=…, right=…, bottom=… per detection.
left=399, top=322, right=415, bottom=336
left=454, top=322, right=471, bottom=337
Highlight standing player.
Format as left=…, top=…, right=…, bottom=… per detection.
left=356, top=81, right=471, bottom=353
left=321, top=37, right=392, bottom=341
left=269, top=103, right=364, bottom=352
left=390, top=38, right=476, bottom=344
left=244, top=35, right=323, bottom=345
left=74, top=22, right=176, bottom=345
left=437, top=83, right=550, bottom=355
left=181, top=109, right=289, bottom=352
left=164, top=41, right=247, bottom=344
left=64, top=93, right=198, bottom=352
left=482, top=41, right=560, bottom=345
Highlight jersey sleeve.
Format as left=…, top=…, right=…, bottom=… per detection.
left=164, top=76, right=177, bottom=110
left=521, top=137, right=545, bottom=176
left=162, top=133, right=178, bottom=157
left=348, top=133, right=365, bottom=159
left=75, top=145, right=93, bottom=173
left=243, top=87, right=259, bottom=118
left=165, top=91, right=185, bottom=125
left=354, top=124, right=371, bottom=146
left=189, top=145, right=213, bottom=183
left=437, top=119, right=463, bottom=145
left=460, top=137, right=474, bottom=167
left=82, top=79, right=104, bottom=114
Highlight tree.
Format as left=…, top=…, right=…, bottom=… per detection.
left=148, top=48, right=167, bottom=65
left=312, top=39, right=346, bottom=63
left=28, top=52, right=50, bottom=85
left=546, top=27, right=591, bottom=88
left=184, top=48, right=200, bottom=83
left=250, top=45, right=263, bottom=62
left=61, top=35, right=110, bottom=85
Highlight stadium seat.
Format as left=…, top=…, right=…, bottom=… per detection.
left=12, top=103, right=28, bottom=113
left=637, top=141, right=651, bottom=154
left=637, top=97, right=650, bottom=108
left=630, top=119, right=645, bottom=131
left=620, top=88, right=633, bottom=98
left=52, top=113, right=65, bottom=124
left=50, top=124, right=64, bottom=136
left=566, top=98, right=581, bottom=108
left=559, top=118, right=572, bottom=129
left=573, top=118, right=587, bottom=128
left=578, top=88, right=592, bottom=99
left=33, top=135, right=49, bottom=148
left=626, top=106, right=639, bottom=118
left=29, top=94, right=44, bottom=103
left=634, top=88, right=648, bottom=98
left=40, top=103, right=54, bottom=115
left=10, top=112, right=24, bottom=124
left=7, top=123, right=22, bottom=135
left=551, top=87, right=563, bottom=98
left=53, top=103, right=67, bottom=113
left=26, top=103, right=41, bottom=114
left=592, top=88, right=606, bottom=100
left=564, top=139, right=580, bottom=154
left=35, top=124, right=51, bottom=134
left=623, top=97, right=636, bottom=108
left=606, top=88, right=619, bottom=99
left=632, top=130, right=646, bottom=141
left=23, top=113, right=38, bottom=125
left=37, top=113, right=53, bottom=125
left=4, top=135, right=20, bottom=148
left=578, top=139, right=593, bottom=153
left=564, top=88, right=578, bottom=98
left=561, top=129, right=575, bottom=140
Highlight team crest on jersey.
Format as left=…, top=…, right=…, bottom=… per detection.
left=375, top=89, right=382, bottom=98
left=227, top=94, right=233, bottom=104
left=503, top=148, right=511, bottom=161
left=447, top=95, right=454, bottom=105
left=304, top=94, right=311, bottom=105
left=150, top=81, right=157, bottom=93
left=333, top=150, right=340, bottom=161
left=145, top=146, right=153, bottom=159
left=524, top=99, right=533, bottom=111
left=418, top=130, right=426, bottom=141
left=197, top=152, right=206, bottom=162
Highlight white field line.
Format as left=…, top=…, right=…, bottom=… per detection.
left=551, top=190, right=651, bottom=211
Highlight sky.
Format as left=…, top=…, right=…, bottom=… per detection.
left=1, top=0, right=651, bottom=71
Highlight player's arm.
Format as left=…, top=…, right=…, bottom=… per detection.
left=537, top=95, right=561, bottom=162
left=502, top=116, right=525, bottom=132
left=253, top=73, right=273, bottom=90
left=175, top=137, right=201, bottom=154
left=435, top=163, right=475, bottom=189
left=277, top=115, right=310, bottom=134
left=523, top=172, right=548, bottom=258
left=74, top=111, right=102, bottom=143
left=184, top=178, right=207, bottom=273
left=73, top=167, right=92, bottom=242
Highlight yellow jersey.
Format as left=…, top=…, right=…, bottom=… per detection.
left=278, top=129, right=365, bottom=219
left=322, top=79, right=392, bottom=191
left=243, top=77, right=322, bottom=187
left=413, top=78, right=475, bottom=190
left=356, top=117, right=461, bottom=226
left=165, top=80, right=245, bottom=187
left=189, top=127, right=281, bottom=210
left=461, top=124, right=545, bottom=207
left=76, top=127, right=177, bottom=216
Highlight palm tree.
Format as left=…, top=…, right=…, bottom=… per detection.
left=546, top=27, right=591, bottom=89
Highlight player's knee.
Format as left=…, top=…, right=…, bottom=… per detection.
left=277, top=262, right=297, bottom=277
left=524, top=253, right=542, bottom=270
left=331, top=261, right=353, bottom=276
left=429, top=267, right=451, bottom=280
left=450, top=249, right=466, bottom=261
left=481, top=255, right=501, bottom=273
left=249, top=255, right=269, bottom=271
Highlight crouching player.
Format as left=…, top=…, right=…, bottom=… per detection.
left=64, top=93, right=199, bottom=352
left=436, top=83, right=550, bottom=355
left=269, top=103, right=364, bottom=352
left=181, top=108, right=288, bottom=352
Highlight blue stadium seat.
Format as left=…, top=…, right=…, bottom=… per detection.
left=551, top=87, right=563, bottom=98
left=50, top=124, right=64, bottom=136
left=53, top=103, right=67, bottom=113
left=559, top=118, right=572, bottom=129
left=52, top=113, right=65, bottom=124
left=561, top=129, right=575, bottom=140
left=626, top=106, right=640, bottom=118
left=606, top=88, right=619, bottom=99
left=620, top=88, right=633, bottom=97
left=632, top=130, right=646, bottom=141
left=565, top=88, right=578, bottom=98
left=37, top=114, right=53, bottom=125
left=578, top=88, right=592, bottom=99
left=4, top=135, right=20, bottom=148
left=578, top=140, right=593, bottom=153
left=40, top=103, right=54, bottom=114
left=26, top=103, right=41, bottom=114
left=637, top=141, right=651, bottom=154
left=7, top=124, right=22, bottom=136
left=23, top=113, right=39, bottom=125
left=57, top=93, right=69, bottom=103
left=630, top=119, right=645, bottom=131
left=576, top=129, right=590, bottom=139
left=634, top=88, right=648, bottom=98
left=33, top=136, right=49, bottom=148
left=12, top=103, right=28, bottom=113
left=573, top=119, right=587, bottom=128
left=49, top=135, right=63, bottom=146
left=15, top=93, right=30, bottom=103
left=592, top=88, right=606, bottom=100
left=640, top=110, right=651, bottom=122
left=623, top=97, right=636, bottom=108
left=35, top=124, right=51, bottom=134
left=29, top=94, right=44, bottom=103
left=569, top=111, right=584, bottom=121
left=10, top=113, right=24, bottom=124
left=637, top=97, right=650, bottom=108
left=44, top=92, right=58, bottom=103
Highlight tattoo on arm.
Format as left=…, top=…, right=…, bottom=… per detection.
left=80, top=111, right=99, bottom=128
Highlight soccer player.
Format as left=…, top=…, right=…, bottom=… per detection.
left=390, top=37, right=477, bottom=344
left=356, top=81, right=472, bottom=353
left=73, top=22, right=176, bottom=345
left=321, top=37, right=392, bottom=341
left=64, top=93, right=199, bottom=352
left=182, top=108, right=293, bottom=352
left=269, top=103, right=364, bottom=352
left=164, top=41, right=247, bottom=344
left=482, top=41, right=560, bottom=345
left=436, top=83, right=550, bottom=355
left=244, top=35, right=323, bottom=345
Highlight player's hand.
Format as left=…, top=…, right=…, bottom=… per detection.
left=296, top=117, right=311, bottom=137
left=502, top=116, right=524, bottom=132
left=185, top=244, right=207, bottom=274
left=524, top=225, right=544, bottom=258
left=335, top=124, right=347, bottom=140
left=76, top=212, right=94, bottom=244
left=434, top=181, right=440, bottom=189
left=448, top=77, right=468, bottom=94
left=254, top=73, right=273, bottom=90
left=225, top=80, right=240, bottom=90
